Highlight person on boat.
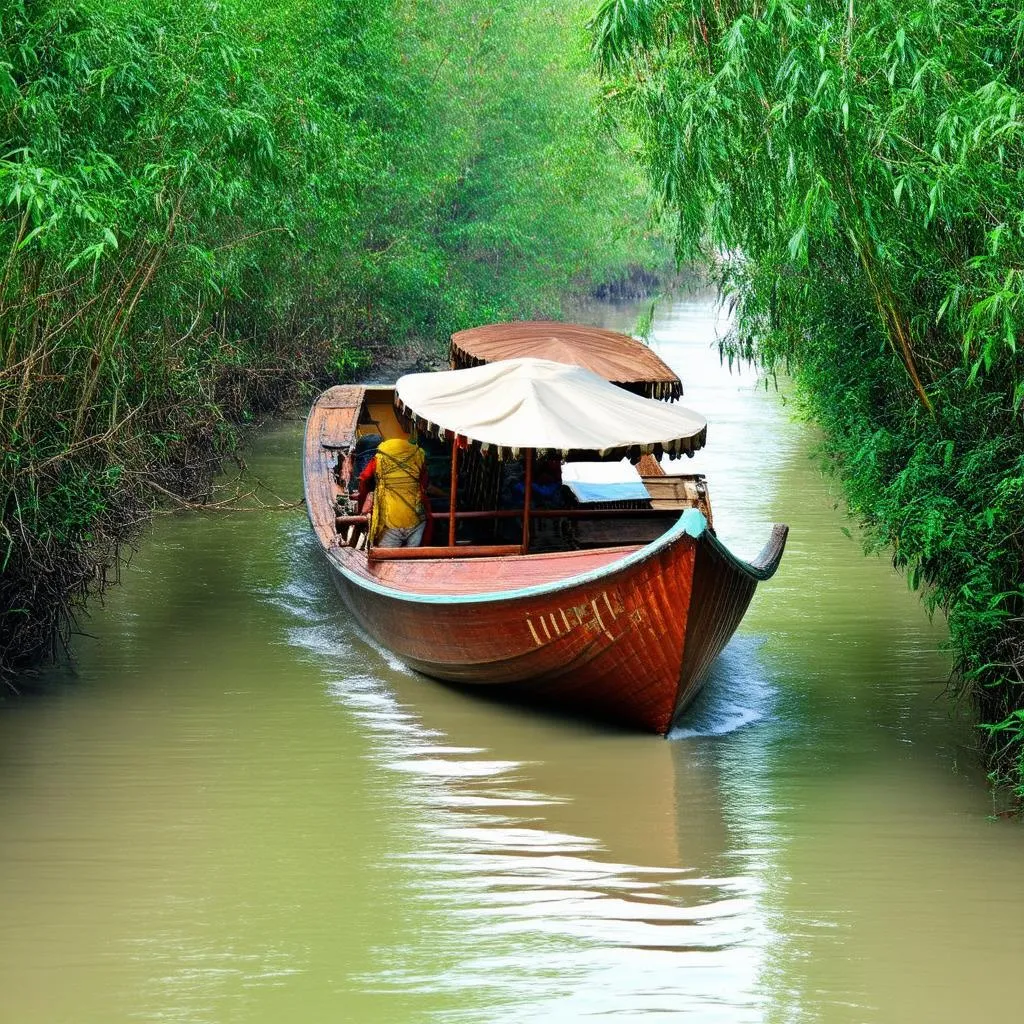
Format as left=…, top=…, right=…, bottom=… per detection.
left=348, top=433, right=382, bottom=514
left=532, top=456, right=564, bottom=509
left=355, top=437, right=432, bottom=547
left=353, top=433, right=382, bottom=478
left=499, top=455, right=563, bottom=509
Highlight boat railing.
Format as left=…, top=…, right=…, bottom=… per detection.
left=335, top=507, right=680, bottom=532
left=368, top=544, right=523, bottom=561
left=334, top=506, right=681, bottom=559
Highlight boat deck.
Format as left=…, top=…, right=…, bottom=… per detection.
left=332, top=543, right=642, bottom=596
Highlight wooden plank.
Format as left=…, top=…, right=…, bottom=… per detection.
left=573, top=518, right=674, bottom=546
left=635, top=452, right=664, bottom=477
left=641, top=473, right=713, bottom=527
left=364, top=393, right=407, bottom=440
left=448, top=437, right=459, bottom=547
left=368, top=544, right=522, bottom=561
left=304, top=386, right=366, bottom=548
left=521, top=448, right=533, bottom=553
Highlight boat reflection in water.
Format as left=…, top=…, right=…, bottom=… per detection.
left=287, top=560, right=780, bottom=1020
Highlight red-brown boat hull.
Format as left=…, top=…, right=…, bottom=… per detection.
left=323, top=513, right=784, bottom=733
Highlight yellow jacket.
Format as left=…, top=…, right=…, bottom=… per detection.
left=369, top=438, right=426, bottom=540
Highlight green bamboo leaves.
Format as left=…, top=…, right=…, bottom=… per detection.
left=1, top=0, right=666, bottom=675
left=595, top=0, right=1024, bottom=792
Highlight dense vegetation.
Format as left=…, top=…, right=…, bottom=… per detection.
left=0, top=0, right=665, bottom=675
left=593, top=0, right=1024, bottom=790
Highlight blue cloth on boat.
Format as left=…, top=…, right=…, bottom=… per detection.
left=561, top=461, right=651, bottom=504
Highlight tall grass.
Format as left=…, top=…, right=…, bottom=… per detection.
left=1, top=0, right=666, bottom=675
left=593, top=0, right=1024, bottom=791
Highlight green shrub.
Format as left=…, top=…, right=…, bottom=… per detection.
left=1, top=0, right=667, bottom=673
left=593, top=0, right=1024, bottom=791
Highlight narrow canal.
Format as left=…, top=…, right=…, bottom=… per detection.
left=2, top=291, right=1022, bottom=1023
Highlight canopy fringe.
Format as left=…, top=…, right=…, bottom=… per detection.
left=396, top=396, right=704, bottom=463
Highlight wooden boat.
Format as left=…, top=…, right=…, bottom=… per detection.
left=304, top=357, right=787, bottom=734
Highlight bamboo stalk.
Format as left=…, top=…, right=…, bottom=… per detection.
left=857, top=244, right=934, bottom=416
left=840, top=168, right=935, bottom=417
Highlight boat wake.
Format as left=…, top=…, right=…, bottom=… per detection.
left=668, top=635, right=777, bottom=740
left=266, top=526, right=419, bottom=677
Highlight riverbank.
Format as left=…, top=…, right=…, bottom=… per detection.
left=0, top=328, right=337, bottom=680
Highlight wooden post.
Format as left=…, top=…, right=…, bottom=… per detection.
left=448, top=434, right=459, bottom=547
left=521, top=448, right=533, bottom=554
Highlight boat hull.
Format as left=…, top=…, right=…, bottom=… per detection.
left=323, top=511, right=784, bottom=733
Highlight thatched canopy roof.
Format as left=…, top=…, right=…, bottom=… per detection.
left=450, top=321, right=682, bottom=401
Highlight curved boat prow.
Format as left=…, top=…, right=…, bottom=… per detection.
left=748, top=524, right=789, bottom=578
left=669, top=510, right=789, bottom=728
left=674, top=506, right=789, bottom=578
left=711, top=520, right=789, bottom=580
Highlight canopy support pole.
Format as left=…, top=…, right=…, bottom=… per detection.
left=448, top=434, right=459, bottom=547
left=521, top=448, right=533, bottom=554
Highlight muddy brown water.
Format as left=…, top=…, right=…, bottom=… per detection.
left=2, top=293, right=1022, bottom=1023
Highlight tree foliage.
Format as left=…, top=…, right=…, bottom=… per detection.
left=0, top=0, right=664, bottom=673
left=593, top=0, right=1024, bottom=789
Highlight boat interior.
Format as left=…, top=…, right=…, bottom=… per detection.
left=329, top=386, right=714, bottom=562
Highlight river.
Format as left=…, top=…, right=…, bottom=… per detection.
left=2, top=291, right=1022, bottom=1023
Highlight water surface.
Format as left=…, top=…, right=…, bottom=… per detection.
left=2, top=292, right=1021, bottom=1023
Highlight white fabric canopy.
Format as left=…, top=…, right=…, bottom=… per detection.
left=395, top=358, right=707, bottom=459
